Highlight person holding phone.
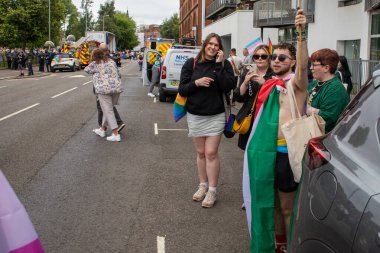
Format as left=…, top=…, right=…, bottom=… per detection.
left=178, top=33, right=236, bottom=208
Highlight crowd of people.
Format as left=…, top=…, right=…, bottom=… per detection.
left=178, top=9, right=351, bottom=253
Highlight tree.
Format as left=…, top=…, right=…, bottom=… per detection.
left=160, top=13, right=179, bottom=42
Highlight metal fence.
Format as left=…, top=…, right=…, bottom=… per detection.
left=348, top=59, right=380, bottom=93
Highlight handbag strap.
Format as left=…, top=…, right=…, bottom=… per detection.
left=248, top=93, right=259, bottom=116
left=286, top=81, right=302, bottom=119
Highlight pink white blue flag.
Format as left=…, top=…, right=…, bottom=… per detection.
left=0, top=170, right=45, bottom=253
left=245, top=37, right=262, bottom=55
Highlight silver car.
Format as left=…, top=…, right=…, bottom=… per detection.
left=51, top=53, right=81, bottom=72
left=290, top=67, right=380, bottom=252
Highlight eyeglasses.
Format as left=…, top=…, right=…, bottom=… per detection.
left=310, top=63, right=325, bottom=68
left=253, top=54, right=269, bottom=60
left=270, top=54, right=293, bottom=62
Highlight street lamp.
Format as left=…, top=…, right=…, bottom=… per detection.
left=102, top=15, right=108, bottom=31
left=48, top=0, right=51, bottom=41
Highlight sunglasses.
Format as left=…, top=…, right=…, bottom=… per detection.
left=270, top=54, right=293, bottom=62
left=253, top=54, right=269, bottom=60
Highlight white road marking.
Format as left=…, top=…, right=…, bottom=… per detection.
left=68, top=75, right=86, bottom=78
left=154, top=123, right=158, bottom=135
left=82, top=80, right=92, bottom=86
left=0, top=103, right=40, bottom=122
left=51, top=87, right=78, bottom=98
left=158, top=129, right=188, bottom=131
left=157, top=236, right=165, bottom=253
left=61, top=74, right=71, bottom=78
left=0, top=86, right=6, bottom=89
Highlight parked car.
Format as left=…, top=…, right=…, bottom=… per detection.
left=158, top=45, right=200, bottom=102
left=289, top=67, right=380, bottom=253
left=51, top=53, right=81, bottom=72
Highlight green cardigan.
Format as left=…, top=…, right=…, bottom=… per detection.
left=308, top=76, right=349, bottom=132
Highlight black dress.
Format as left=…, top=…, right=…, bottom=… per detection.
left=233, top=68, right=274, bottom=150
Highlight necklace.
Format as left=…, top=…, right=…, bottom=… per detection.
left=308, top=81, right=327, bottom=105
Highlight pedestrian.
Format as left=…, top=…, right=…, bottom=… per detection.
left=178, top=32, right=236, bottom=208
left=243, top=9, right=309, bottom=253
left=138, top=55, right=143, bottom=71
left=38, top=50, right=45, bottom=72
left=5, top=49, right=12, bottom=69
left=308, top=49, right=350, bottom=133
left=84, top=48, right=124, bottom=142
left=147, top=53, right=162, bottom=97
left=17, top=50, right=26, bottom=76
left=45, top=50, right=51, bottom=72
left=26, top=49, right=34, bottom=76
left=12, top=50, right=18, bottom=70
left=337, top=55, right=353, bottom=95
left=228, top=48, right=243, bottom=86
left=96, top=43, right=126, bottom=133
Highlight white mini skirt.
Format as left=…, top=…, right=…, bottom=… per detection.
left=187, top=112, right=225, bottom=137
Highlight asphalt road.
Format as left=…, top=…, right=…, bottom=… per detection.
left=0, top=61, right=250, bottom=252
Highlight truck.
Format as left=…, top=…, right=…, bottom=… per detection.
left=142, top=38, right=174, bottom=86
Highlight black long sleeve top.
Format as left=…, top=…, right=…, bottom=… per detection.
left=178, top=57, right=236, bottom=116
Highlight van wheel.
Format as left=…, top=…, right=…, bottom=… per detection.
left=159, top=92, right=167, bottom=102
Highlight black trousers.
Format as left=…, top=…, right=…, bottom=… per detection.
left=96, top=98, right=123, bottom=126
left=27, top=62, right=34, bottom=75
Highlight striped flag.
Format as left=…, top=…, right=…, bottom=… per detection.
left=243, top=79, right=287, bottom=253
left=0, top=171, right=45, bottom=253
left=267, top=37, right=274, bottom=55
left=245, top=37, right=262, bottom=55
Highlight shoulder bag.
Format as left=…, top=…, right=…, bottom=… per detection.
left=337, top=71, right=348, bottom=90
left=281, top=81, right=325, bottom=182
left=233, top=93, right=258, bottom=135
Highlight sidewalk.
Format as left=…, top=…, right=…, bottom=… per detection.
left=0, top=66, right=50, bottom=80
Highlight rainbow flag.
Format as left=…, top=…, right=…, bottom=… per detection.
left=0, top=171, right=45, bottom=253
left=267, top=37, right=274, bottom=55
left=245, top=37, right=262, bottom=55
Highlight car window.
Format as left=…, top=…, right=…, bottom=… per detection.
left=334, top=83, right=380, bottom=168
left=58, top=54, right=71, bottom=59
left=168, top=52, right=196, bottom=69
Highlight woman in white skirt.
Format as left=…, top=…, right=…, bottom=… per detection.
left=178, top=33, right=236, bottom=207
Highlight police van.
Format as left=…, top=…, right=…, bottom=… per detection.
left=158, top=45, right=200, bottom=102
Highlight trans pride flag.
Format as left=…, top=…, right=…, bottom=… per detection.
left=0, top=171, right=45, bottom=253
left=245, top=37, right=262, bottom=55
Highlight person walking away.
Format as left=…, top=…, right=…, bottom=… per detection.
left=243, top=9, right=309, bottom=253
left=84, top=49, right=124, bottom=142
left=308, top=49, right=350, bottom=133
left=38, top=50, right=45, bottom=72
left=26, top=49, right=34, bottom=76
left=97, top=43, right=126, bottom=133
left=12, top=50, right=18, bottom=70
left=44, top=50, right=51, bottom=72
left=148, top=53, right=162, bottom=97
left=336, top=55, right=353, bottom=96
left=228, top=48, right=243, bottom=87
left=178, top=33, right=236, bottom=208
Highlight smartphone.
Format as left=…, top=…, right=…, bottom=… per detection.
left=244, top=63, right=257, bottom=73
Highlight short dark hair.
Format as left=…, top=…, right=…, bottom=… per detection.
left=91, top=48, right=108, bottom=64
left=231, top=48, right=236, bottom=52
left=274, top=42, right=296, bottom=59
left=310, top=48, right=340, bottom=74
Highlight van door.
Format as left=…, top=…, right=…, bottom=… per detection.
left=142, top=49, right=161, bottom=86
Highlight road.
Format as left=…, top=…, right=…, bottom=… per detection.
left=0, top=61, right=250, bottom=252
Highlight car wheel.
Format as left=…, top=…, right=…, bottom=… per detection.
left=158, top=90, right=167, bottom=102
left=72, top=64, right=76, bottom=72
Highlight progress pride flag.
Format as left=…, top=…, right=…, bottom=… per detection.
left=0, top=171, right=44, bottom=253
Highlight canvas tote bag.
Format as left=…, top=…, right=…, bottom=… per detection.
left=281, top=81, right=325, bottom=182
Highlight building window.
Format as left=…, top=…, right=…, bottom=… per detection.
left=370, top=13, right=380, bottom=60
left=342, top=40, right=361, bottom=60
left=338, top=0, right=362, bottom=7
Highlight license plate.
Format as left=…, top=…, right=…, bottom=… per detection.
left=171, top=80, right=179, bottom=86
left=58, top=65, right=66, bottom=68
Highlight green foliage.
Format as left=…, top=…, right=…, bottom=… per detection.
left=160, top=13, right=179, bottom=42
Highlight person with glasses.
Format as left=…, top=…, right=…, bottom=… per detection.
left=242, top=9, right=309, bottom=253
left=308, top=49, right=350, bottom=133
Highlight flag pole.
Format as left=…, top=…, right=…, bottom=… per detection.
left=297, top=0, right=303, bottom=80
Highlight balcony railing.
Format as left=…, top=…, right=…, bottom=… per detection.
left=365, top=0, right=380, bottom=10
left=253, top=0, right=315, bottom=27
left=205, top=0, right=237, bottom=20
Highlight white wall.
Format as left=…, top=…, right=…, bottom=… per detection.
left=203, top=11, right=278, bottom=58
left=308, top=1, right=370, bottom=59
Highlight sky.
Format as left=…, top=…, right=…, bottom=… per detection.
left=72, top=0, right=180, bottom=26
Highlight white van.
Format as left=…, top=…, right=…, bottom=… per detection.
left=158, top=46, right=200, bottom=102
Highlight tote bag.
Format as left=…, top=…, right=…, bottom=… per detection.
left=281, top=82, right=325, bottom=182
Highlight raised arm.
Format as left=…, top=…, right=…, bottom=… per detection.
left=292, top=9, right=309, bottom=92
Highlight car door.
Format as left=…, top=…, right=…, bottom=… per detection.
left=142, top=49, right=160, bottom=86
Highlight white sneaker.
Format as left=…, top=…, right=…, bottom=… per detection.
left=106, top=134, right=121, bottom=142
left=147, top=93, right=155, bottom=98
left=93, top=128, right=105, bottom=137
